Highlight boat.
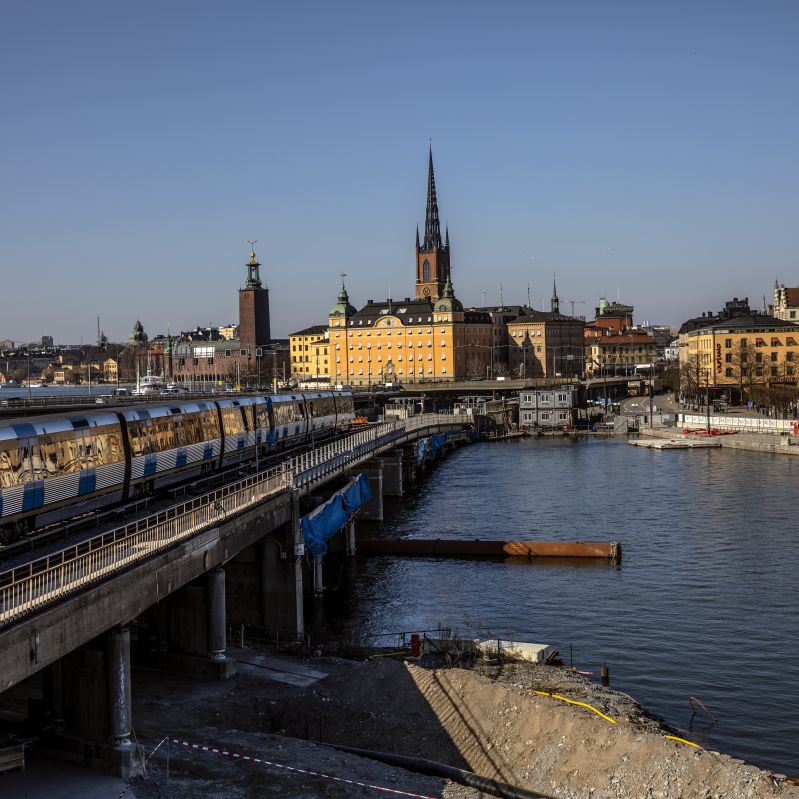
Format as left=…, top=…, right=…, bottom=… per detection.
left=132, top=359, right=167, bottom=396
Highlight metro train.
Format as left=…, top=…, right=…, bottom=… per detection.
left=0, top=391, right=355, bottom=544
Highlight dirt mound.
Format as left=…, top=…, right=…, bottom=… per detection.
left=278, top=658, right=797, bottom=799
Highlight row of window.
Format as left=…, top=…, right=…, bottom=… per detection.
left=521, top=411, right=569, bottom=422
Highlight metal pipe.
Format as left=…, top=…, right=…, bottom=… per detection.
left=328, top=743, right=554, bottom=799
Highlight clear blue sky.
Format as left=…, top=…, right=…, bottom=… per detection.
left=2, top=0, right=797, bottom=343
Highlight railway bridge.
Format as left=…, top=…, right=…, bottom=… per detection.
left=0, top=413, right=472, bottom=776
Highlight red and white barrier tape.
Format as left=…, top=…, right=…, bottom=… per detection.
left=168, top=737, right=437, bottom=799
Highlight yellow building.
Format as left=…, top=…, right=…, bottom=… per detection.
left=289, top=325, right=329, bottom=382
left=507, top=307, right=586, bottom=379
left=586, top=331, right=658, bottom=377
left=328, top=279, right=493, bottom=386
left=682, top=299, right=799, bottom=393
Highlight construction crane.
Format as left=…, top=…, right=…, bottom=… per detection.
left=565, top=299, right=586, bottom=316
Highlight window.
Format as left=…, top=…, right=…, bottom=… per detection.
left=725, top=367, right=733, bottom=377
left=788, top=352, right=795, bottom=362
left=725, top=353, right=732, bottom=363
left=725, top=339, right=732, bottom=348
left=422, top=260, right=430, bottom=282
left=771, top=352, right=778, bottom=362
left=755, top=352, right=763, bottom=363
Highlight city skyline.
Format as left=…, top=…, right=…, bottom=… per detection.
left=2, top=1, right=797, bottom=342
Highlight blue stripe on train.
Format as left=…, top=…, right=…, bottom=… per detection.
left=143, top=455, right=157, bottom=477
left=12, top=423, right=38, bottom=439
left=22, top=480, right=45, bottom=511
left=78, top=470, right=97, bottom=495
left=237, top=435, right=245, bottom=450
left=203, top=443, right=213, bottom=460
left=176, top=449, right=187, bottom=468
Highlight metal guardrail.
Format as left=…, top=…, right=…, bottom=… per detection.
left=0, top=414, right=466, bottom=627
left=679, top=413, right=798, bottom=434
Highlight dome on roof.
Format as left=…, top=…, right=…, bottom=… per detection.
left=329, top=281, right=357, bottom=318
left=435, top=276, right=463, bottom=312
left=129, top=319, right=148, bottom=345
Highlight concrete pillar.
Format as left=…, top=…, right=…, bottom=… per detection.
left=378, top=451, right=403, bottom=496
left=207, top=567, right=226, bottom=661
left=106, top=625, right=132, bottom=747
left=291, top=489, right=305, bottom=641
left=347, top=465, right=383, bottom=521
left=346, top=520, right=356, bottom=556
left=313, top=556, right=324, bottom=597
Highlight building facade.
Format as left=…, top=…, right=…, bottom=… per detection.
left=586, top=331, right=658, bottom=376
left=289, top=325, right=330, bottom=382
left=683, top=298, right=799, bottom=390
left=773, top=282, right=799, bottom=322
left=519, top=386, right=578, bottom=428
left=506, top=283, right=585, bottom=379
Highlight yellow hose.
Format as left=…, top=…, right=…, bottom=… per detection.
left=531, top=690, right=702, bottom=749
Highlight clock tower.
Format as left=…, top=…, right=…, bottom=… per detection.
left=415, top=145, right=451, bottom=301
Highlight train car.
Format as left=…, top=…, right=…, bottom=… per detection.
left=303, top=392, right=339, bottom=438
left=267, top=394, right=307, bottom=449
left=0, top=391, right=356, bottom=543
left=0, top=411, right=126, bottom=541
left=333, top=391, right=355, bottom=429
left=216, top=396, right=269, bottom=467
left=119, top=400, right=223, bottom=497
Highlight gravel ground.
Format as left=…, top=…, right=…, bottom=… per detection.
left=121, top=648, right=797, bottom=799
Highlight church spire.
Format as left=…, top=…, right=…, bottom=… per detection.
left=416, top=223, right=420, bottom=249
left=551, top=272, right=560, bottom=314
left=423, top=143, right=442, bottom=250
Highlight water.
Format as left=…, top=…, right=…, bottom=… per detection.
left=337, top=437, right=799, bottom=775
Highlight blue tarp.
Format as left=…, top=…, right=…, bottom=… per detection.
left=301, top=473, right=373, bottom=557
left=429, top=433, right=446, bottom=454
left=416, top=438, right=428, bottom=462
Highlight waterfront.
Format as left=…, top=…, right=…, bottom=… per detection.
left=336, top=437, right=799, bottom=776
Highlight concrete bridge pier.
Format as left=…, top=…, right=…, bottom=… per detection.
left=378, top=451, right=404, bottom=496
left=206, top=567, right=226, bottom=661
left=347, top=465, right=383, bottom=521
left=400, top=445, right=420, bottom=487
left=107, top=625, right=132, bottom=747
left=156, top=569, right=236, bottom=680
left=45, top=627, right=141, bottom=778
left=346, top=520, right=356, bottom=555
left=313, top=555, right=324, bottom=597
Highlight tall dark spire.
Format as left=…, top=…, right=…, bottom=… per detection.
left=423, top=144, right=442, bottom=250
left=416, top=223, right=420, bottom=249
left=551, top=272, right=560, bottom=314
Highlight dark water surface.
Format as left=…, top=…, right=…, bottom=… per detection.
left=336, top=438, right=799, bottom=775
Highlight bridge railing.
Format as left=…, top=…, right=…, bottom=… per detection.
left=0, top=414, right=466, bottom=628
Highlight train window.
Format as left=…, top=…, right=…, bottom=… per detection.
left=255, top=405, right=269, bottom=430
left=30, top=443, right=46, bottom=480
left=0, top=445, right=20, bottom=488
left=128, top=421, right=150, bottom=457
left=93, top=428, right=124, bottom=466
left=200, top=410, right=221, bottom=441
left=221, top=407, right=246, bottom=436
left=81, top=432, right=95, bottom=470
left=146, top=418, right=173, bottom=453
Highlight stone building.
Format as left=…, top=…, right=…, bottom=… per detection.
left=506, top=279, right=585, bottom=379
left=682, top=297, right=799, bottom=391
left=773, top=282, right=799, bottom=322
